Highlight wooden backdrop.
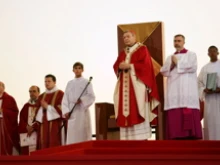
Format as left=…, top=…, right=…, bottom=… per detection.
left=117, top=22, right=165, bottom=139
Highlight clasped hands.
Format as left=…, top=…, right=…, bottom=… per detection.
left=170, top=55, right=178, bottom=70
left=119, top=61, right=130, bottom=70
left=26, top=125, right=34, bottom=137
left=204, top=88, right=220, bottom=94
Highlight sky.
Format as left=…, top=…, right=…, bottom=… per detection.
left=0, top=0, right=219, bottom=134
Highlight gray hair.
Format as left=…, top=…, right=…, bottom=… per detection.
left=174, top=34, right=185, bottom=40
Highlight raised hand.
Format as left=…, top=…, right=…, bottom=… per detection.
left=119, top=61, right=130, bottom=70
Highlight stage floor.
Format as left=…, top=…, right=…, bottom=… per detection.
left=1, top=140, right=220, bottom=165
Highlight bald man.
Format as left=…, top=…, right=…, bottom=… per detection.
left=0, top=81, right=20, bottom=155
left=18, top=86, right=40, bottom=155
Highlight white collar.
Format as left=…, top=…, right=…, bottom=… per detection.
left=126, top=42, right=140, bottom=53
left=28, top=99, right=37, bottom=105
left=45, top=86, right=58, bottom=94
left=74, top=76, right=84, bottom=80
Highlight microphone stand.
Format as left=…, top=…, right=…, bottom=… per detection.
left=58, top=77, right=93, bottom=134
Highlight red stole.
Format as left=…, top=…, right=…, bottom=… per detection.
left=19, top=102, right=38, bottom=133
left=34, top=90, right=64, bottom=150
left=18, top=102, right=38, bottom=155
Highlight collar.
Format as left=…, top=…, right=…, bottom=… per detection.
left=45, top=86, right=58, bottom=94
left=174, top=48, right=188, bottom=54
left=127, top=42, right=137, bottom=48
left=126, top=42, right=140, bottom=53
left=75, top=76, right=83, bottom=80
left=28, top=99, right=38, bottom=105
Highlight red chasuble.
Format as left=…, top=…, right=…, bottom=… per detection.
left=113, top=45, right=159, bottom=127
left=18, top=102, right=38, bottom=155
left=0, top=92, right=20, bottom=155
left=33, top=90, right=64, bottom=150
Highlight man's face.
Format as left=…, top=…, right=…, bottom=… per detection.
left=123, top=32, right=136, bottom=46
left=0, top=82, right=4, bottom=94
left=73, top=66, right=83, bottom=77
left=208, top=48, right=219, bottom=61
left=29, top=86, right=40, bottom=101
left=174, top=36, right=185, bottom=50
left=45, top=77, right=56, bottom=90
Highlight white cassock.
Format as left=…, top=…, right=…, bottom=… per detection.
left=198, top=60, right=220, bottom=140
left=160, top=50, right=200, bottom=110
left=62, top=77, right=95, bottom=144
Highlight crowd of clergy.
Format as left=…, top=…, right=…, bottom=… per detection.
left=0, top=31, right=219, bottom=156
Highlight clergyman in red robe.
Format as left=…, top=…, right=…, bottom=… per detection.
left=33, top=74, right=64, bottom=150
left=0, top=81, right=20, bottom=155
left=18, top=85, right=40, bottom=155
left=113, top=30, right=160, bottom=140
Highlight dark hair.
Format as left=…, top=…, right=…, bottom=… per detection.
left=73, top=62, right=84, bottom=69
left=208, top=45, right=218, bottom=51
left=45, top=74, right=56, bottom=82
left=174, top=34, right=185, bottom=40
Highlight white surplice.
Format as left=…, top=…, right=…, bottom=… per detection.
left=35, top=87, right=61, bottom=123
left=160, top=50, right=200, bottom=110
left=62, top=77, right=95, bottom=144
left=198, top=60, right=220, bottom=140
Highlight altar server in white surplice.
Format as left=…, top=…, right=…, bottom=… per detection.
left=62, top=62, right=95, bottom=145
left=160, top=34, right=202, bottom=140
left=198, top=46, right=220, bottom=140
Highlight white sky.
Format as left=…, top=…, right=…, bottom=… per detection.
left=0, top=0, right=219, bottom=134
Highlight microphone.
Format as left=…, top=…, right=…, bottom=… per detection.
left=89, top=76, right=93, bottom=82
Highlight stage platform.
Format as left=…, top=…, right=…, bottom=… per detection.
left=1, top=140, right=220, bottom=165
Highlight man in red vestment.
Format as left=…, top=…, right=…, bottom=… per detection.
left=0, top=81, right=20, bottom=155
left=18, top=85, right=40, bottom=155
left=113, top=30, right=160, bottom=140
left=33, top=74, right=64, bottom=150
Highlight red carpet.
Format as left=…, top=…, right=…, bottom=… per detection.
left=1, top=140, right=220, bottom=165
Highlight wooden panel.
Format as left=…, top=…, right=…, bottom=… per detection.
left=95, top=102, right=119, bottom=140
left=117, top=22, right=165, bottom=139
